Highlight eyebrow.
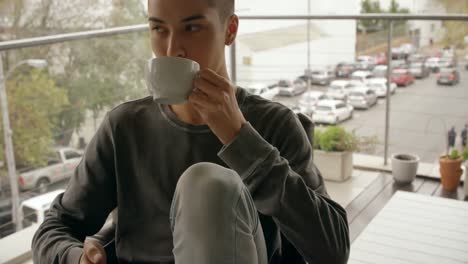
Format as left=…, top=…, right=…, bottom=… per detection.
left=148, top=15, right=206, bottom=24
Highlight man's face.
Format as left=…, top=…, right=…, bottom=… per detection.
left=148, top=0, right=232, bottom=72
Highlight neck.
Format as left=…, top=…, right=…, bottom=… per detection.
left=170, top=65, right=232, bottom=126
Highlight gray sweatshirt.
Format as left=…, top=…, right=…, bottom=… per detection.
left=32, top=87, right=350, bottom=264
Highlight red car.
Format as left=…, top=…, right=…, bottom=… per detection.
left=391, top=68, right=414, bottom=87
left=374, top=53, right=388, bottom=65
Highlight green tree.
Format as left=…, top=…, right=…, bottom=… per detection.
left=436, top=0, right=468, bottom=47
left=0, top=0, right=150, bottom=170
left=0, top=69, right=69, bottom=168
left=359, top=0, right=384, bottom=32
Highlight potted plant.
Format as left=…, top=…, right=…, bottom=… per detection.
left=391, top=153, right=420, bottom=185
left=439, top=148, right=468, bottom=191
left=313, top=126, right=377, bottom=182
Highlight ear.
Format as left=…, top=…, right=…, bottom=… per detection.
left=225, top=15, right=239, bottom=46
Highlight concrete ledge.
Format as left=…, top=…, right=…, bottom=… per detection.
left=353, top=153, right=466, bottom=182
left=0, top=224, right=38, bottom=264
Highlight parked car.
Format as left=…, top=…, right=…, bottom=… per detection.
left=399, top=43, right=416, bottom=58
left=20, top=189, right=65, bottom=227
left=18, top=147, right=83, bottom=192
left=372, top=65, right=388, bottom=78
left=347, top=86, right=378, bottom=109
left=327, top=80, right=353, bottom=100
left=408, top=53, right=427, bottom=64
left=335, top=62, right=357, bottom=78
left=0, top=188, right=58, bottom=236
left=439, top=55, right=456, bottom=68
left=409, top=62, right=430, bottom=79
left=390, top=59, right=408, bottom=69
left=367, top=78, right=397, bottom=97
left=347, top=79, right=366, bottom=88
left=312, top=100, right=354, bottom=125
left=310, top=69, right=334, bottom=85
left=298, top=91, right=329, bottom=117
left=350, top=70, right=373, bottom=83
left=437, top=67, right=460, bottom=86
left=374, top=53, right=388, bottom=65
left=277, top=79, right=307, bottom=96
left=356, top=56, right=377, bottom=71
left=425, top=57, right=441, bottom=72
left=391, top=68, right=414, bottom=87
left=244, top=83, right=279, bottom=101
left=391, top=47, right=404, bottom=59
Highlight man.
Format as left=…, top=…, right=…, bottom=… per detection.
left=448, top=127, right=456, bottom=150
left=462, top=124, right=467, bottom=148
left=32, top=0, right=350, bottom=263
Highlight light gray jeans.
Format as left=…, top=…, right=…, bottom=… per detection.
left=170, top=162, right=268, bottom=264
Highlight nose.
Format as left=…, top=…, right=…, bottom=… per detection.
left=167, top=33, right=186, bottom=58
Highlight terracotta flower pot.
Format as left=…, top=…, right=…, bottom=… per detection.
left=439, top=156, right=463, bottom=191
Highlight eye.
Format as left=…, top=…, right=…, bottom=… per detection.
left=185, top=24, right=201, bottom=32
left=152, top=26, right=167, bottom=33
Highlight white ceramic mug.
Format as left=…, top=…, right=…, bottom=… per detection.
left=146, top=57, right=200, bottom=104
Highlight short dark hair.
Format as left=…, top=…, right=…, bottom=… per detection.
left=206, top=0, right=234, bottom=22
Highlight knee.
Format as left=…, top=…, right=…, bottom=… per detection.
left=176, top=162, right=242, bottom=201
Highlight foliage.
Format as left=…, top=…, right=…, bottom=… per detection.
left=0, top=69, right=69, bottom=168
left=449, top=149, right=460, bottom=160
left=0, top=0, right=150, bottom=168
left=463, top=148, right=468, bottom=162
left=449, top=148, right=468, bottom=162
left=436, top=0, right=468, bottom=48
left=313, top=126, right=378, bottom=152
left=359, top=0, right=409, bottom=32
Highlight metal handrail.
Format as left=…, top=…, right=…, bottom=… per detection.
left=0, top=14, right=467, bottom=51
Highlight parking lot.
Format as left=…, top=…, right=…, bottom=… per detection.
left=272, top=64, right=467, bottom=164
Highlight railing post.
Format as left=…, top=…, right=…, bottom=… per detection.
left=230, top=41, right=237, bottom=84
left=384, top=20, right=393, bottom=166
left=0, top=52, right=22, bottom=231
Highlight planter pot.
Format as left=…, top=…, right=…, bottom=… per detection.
left=464, top=163, right=468, bottom=197
left=391, top=154, right=419, bottom=184
left=314, top=150, right=352, bottom=182
left=439, top=156, right=463, bottom=191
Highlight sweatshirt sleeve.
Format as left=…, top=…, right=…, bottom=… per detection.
left=218, top=111, right=350, bottom=264
left=32, top=114, right=117, bottom=264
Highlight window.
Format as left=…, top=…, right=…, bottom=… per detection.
left=64, top=151, right=82, bottom=160
left=22, top=206, right=38, bottom=226
left=47, top=152, right=61, bottom=165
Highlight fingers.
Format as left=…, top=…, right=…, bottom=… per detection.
left=81, top=240, right=107, bottom=264
left=196, top=69, right=230, bottom=91
left=193, top=77, right=225, bottom=102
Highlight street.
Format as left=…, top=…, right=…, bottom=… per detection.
left=272, top=65, right=468, bottom=164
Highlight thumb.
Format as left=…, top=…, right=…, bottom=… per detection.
left=85, top=243, right=105, bottom=263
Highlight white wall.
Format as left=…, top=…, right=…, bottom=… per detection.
left=229, top=0, right=360, bottom=85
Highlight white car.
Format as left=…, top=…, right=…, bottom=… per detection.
left=357, top=56, right=377, bottom=70
left=312, top=100, right=354, bottom=125
left=351, top=70, right=373, bottom=83
left=244, top=83, right=279, bottom=101
left=372, top=65, right=389, bottom=78
left=310, top=70, right=334, bottom=85
left=367, top=78, right=397, bottom=97
left=19, top=147, right=83, bottom=192
left=20, top=189, right=65, bottom=225
left=327, top=80, right=353, bottom=100
left=347, top=86, right=378, bottom=109
left=277, top=79, right=307, bottom=96
left=298, top=91, right=329, bottom=117
left=425, top=57, right=440, bottom=72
